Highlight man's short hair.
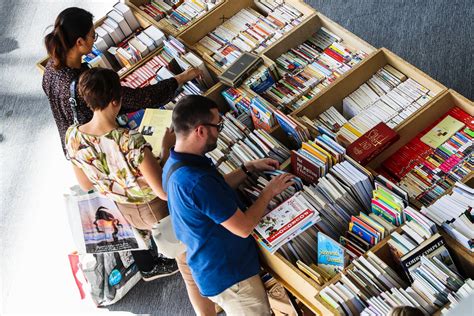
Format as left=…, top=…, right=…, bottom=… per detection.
left=78, top=67, right=121, bottom=111
left=172, top=95, right=218, bottom=135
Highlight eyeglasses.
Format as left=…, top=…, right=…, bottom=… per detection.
left=202, top=121, right=224, bottom=132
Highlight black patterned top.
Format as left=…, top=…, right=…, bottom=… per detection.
left=42, top=60, right=178, bottom=157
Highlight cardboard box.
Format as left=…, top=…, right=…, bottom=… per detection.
left=125, top=0, right=227, bottom=37
left=290, top=48, right=447, bottom=134
left=36, top=7, right=154, bottom=78
left=178, top=0, right=317, bottom=75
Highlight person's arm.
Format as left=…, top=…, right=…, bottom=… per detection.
left=72, top=165, right=94, bottom=192
left=220, top=173, right=294, bottom=238
left=138, top=147, right=167, bottom=200
left=120, top=68, right=203, bottom=113
left=224, top=158, right=280, bottom=189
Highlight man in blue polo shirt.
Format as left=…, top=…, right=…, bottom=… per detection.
left=163, top=95, right=294, bottom=315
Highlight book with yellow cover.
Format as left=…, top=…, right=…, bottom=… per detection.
left=138, top=109, right=173, bottom=156
left=420, top=115, right=465, bottom=148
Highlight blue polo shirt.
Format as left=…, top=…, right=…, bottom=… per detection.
left=163, top=149, right=260, bottom=296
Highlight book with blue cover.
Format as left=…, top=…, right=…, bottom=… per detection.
left=317, top=232, right=345, bottom=277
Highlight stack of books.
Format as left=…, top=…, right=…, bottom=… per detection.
left=290, top=135, right=345, bottom=184
left=379, top=106, right=473, bottom=206
left=251, top=27, right=367, bottom=112
left=439, top=279, right=474, bottom=315
left=274, top=109, right=311, bottom=147
left=195, top=3, right=304, bottom=70
left=318, top=251, right=407, bottom=315
left=420, top=182, right=473, bottom=252
left=360, top=254, right=468, bottom=315
left=139, top=0, right=222, bottom=33
left=336, top=66, right=433, bottom=145
left=206, top=113, right=291, bottom=174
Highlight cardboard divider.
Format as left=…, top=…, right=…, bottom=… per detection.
left=125, top=0, right=228, bottom=37
left=290, top=48, right=447, bottom=134
left=262, top=12, right=375, bottom=62
left=178, top=0, right=317, bottom=75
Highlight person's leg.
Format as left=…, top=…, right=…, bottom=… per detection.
left=131, top=250, right=156, bottom=272
left=208, top=275, right=271, bottom=316
left=176, top=252, right=217, bottom=316
left=131, top=250, right=179, bottom=281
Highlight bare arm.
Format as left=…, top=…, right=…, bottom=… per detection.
left=221, top=174, right=294, bottom=238
left=138, top=147, right=167, bottom=201
left=72, top=165, right=94, bottom=192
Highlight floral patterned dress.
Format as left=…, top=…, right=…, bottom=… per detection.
left=65, top=125, right=157, bottom=204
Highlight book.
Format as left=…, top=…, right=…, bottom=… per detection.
left=346, top=122, right=400, bottom=165
left=420, top=115, right=465, bottom=148
left=317, top=232, right=346, bottom=277
left=138, top=109, right=173, bottom=157
left=400, top=233, right=458, bottom=282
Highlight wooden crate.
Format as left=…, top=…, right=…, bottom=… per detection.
left=262, top=11, right=376, bottom=73
left=36, top=7, right=156, bottom=79
left=178, top=0, right=317, bottom=75
left=125, top=0, right=227, bottom=37
left=289, top=48, right=447, bottom=135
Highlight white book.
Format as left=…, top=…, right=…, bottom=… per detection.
left=108, top=9, right=133, bottom=37
left=101, top=23, right=121, bottom=45
left=94, top=36, right=109, bottom=52
left=143, top=26, right=165, bottom=47
left=113, top=2, right=140, bottom=31
left=128, top=38, right=149, bottom=58
left=136, top=32, right=156, bottom=52
left=95, top=26, right=114, bottom=47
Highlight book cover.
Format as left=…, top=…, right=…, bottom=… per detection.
left=138, top=109, right=173, bottom=156
left=290, top=150, right=320, bottom=184
left=420, top=115, right=465, bottom=149
left=317, top=232, right=345, bottom=277
left=400, top=233, right=458, bottom=282
left=346, top=122, right=400, bottom=165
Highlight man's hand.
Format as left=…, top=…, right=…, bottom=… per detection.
left=174, top=68, right=203, bottom=85
left=161, top=127, right=176, bottom=151
left=262, top=173, right=294, bottom=198
left=245, top=158, right=279, bottom=173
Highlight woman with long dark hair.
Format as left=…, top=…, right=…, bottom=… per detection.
left=42, top=7, right=201, bottom=157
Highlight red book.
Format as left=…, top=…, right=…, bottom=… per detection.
left=290, top=150, right=321, bottom=184
left=347, top=122, right=400, bottom=165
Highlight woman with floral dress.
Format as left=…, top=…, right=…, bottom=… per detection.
left=65, top=67, right=178, bottom=281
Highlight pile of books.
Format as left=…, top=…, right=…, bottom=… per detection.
left=195, top=3, right=304, bottom=70
left=274, top=109, right=310, bottom=146
left=439, top=279, right=474, bottom=315
left=253, top=28, right=367, bottom=112
left=318, top=252, right=408, bottom=315
left=291, top=135, right=345, bottom=183
left=336, top=66, right=433, bottom=145
left=420, top=182, right=473, bottom=251
left=139, top=0, right=222, bottom=33
left=360, top=254, right=467, bottom=315
left=206, top=113, right=291, bottom=174
left=379, top=106, right=473, bottom=206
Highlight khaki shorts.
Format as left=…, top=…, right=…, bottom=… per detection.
left=116, top=198, right=168, bottom=231
left=208, top=275, right=271, bottom=316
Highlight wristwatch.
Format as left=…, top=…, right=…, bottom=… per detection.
left=241, top=164, right=251, bottom=176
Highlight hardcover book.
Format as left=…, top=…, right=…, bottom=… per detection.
left=346, top=122, right=400, bottom=165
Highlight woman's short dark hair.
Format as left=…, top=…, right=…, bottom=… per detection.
left=172, top=95, right=219, bottom=135
left=44, top=7, right=93, bottom=69
left=78, top=68, right=121, bottom=111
